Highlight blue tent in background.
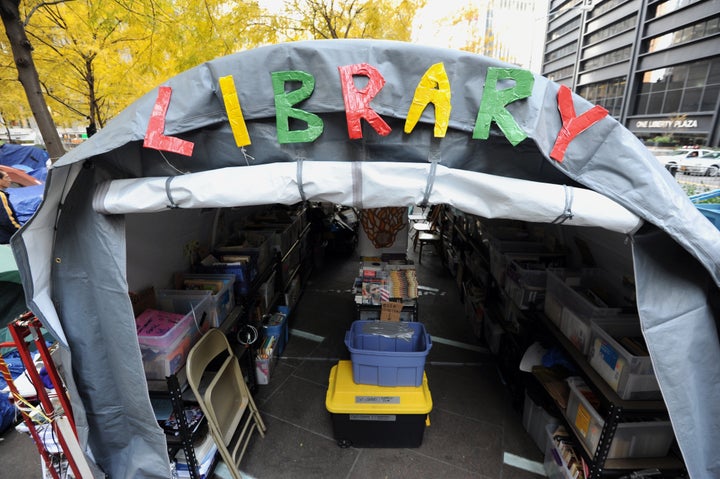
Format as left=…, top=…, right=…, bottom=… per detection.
left=8, top=184, right=45, bottom=224
left=0, top=143, right=48, bottom=223
left=0, top=142, right=48, bottom=182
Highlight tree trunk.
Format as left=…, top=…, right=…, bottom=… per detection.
left=0, top=0, right=66, bottom=162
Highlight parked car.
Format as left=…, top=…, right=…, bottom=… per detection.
left=678, top=151, right=720, bottom=176
left=654, top=148, right=716, bottom=167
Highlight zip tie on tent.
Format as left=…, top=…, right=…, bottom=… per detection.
left=240, top=147, right=255, bottom=166
left=552, top=185, right=574, bottom=224
left=159, top=150, right=187, bottom=175
left=164, top=176, right=179, bottom=209
left=296, top=157, right=307, bottom=202
left=420, top=138, right=442, bottom=207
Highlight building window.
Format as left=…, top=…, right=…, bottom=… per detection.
left=586, top=16, right=637, bottom=45
left=581, top=46, right=632, bottom=71
left=545, top=42, right=579, bottom=62
left=578, top=77, right=626, bottom=118
left=644, top=17, right=720, bottom=54
left=649, top=0, right=702, bottom=20
left=548, top=17, right=581, bottom=42
left=634, top=58, right=720, bottom=115
left=546, top=65, right=575, bottom=81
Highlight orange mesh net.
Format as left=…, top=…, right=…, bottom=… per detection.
left=360, top=207, right=407, bottom=248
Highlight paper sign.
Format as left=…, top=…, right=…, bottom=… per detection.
left=575, top=403, right=591, bottom=438
left=380, top=301, right=403, bottom=322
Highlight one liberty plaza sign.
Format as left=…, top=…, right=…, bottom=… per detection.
left=142, top=62, right=609, bottom=164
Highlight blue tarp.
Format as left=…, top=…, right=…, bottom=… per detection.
left=0, top=143, right=48, bottom=182
left=1, top=143, right=47, bottom=223
left=8, top=184, right=44, bottom=224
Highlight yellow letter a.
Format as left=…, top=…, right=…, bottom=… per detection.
left=404, top=63, right=452, bottom=137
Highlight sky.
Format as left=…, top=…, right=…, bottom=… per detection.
left=257, top=0, right=547, bottom=72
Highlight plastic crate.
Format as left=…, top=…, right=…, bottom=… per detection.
left=262, top=311, right=288, bottom=356
left=504, top=259, right=550, bottom=310
left=543, top=425, right=576, bottom=479
left=344, top=320, right=432, bottom=387
left=565, top=377, right=674, bottom=459
left=199, top=260, right=253, bottom=296
left=215, top=230, right=272, bottom=276
left=136, top=293, right=212, bottom=380
left=483, top=310, right=504, bottom=355
left=588, top=318, right=661, bottom=400
left=544, top=268, right=629, bottom=354
left=175, top=273, right=235, bottom=327
left=523, top=390, right=560, bottom=453
left=487, top=242, right=549, bottom=288
left=325, top=361, right=432, bottom=448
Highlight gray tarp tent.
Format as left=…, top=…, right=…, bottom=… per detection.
left=10, top=40, right=720, bottom=478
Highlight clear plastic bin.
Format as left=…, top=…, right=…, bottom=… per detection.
left=565, top=377, right=673, bottom=458
left=544, top=268, right=629, bottom=354
left=523, top=391, right=560, bottom=452
left=543, top=424, right=576, bottom=479
left=588, top=318, right=661, bottom=400
left=137, top=293, right=212, bottom=379
left=175, top=273, right=236, bottom=327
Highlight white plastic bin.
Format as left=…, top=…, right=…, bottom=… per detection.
left=523, top=391, right=560, bottom=452
left=543, top=424, right=576, bottom=479
left=544, top=269, right=629, bottom=354
left=588, top=318, right=661, bottom=400
left=565, top=377, right=673, bottom=459
left=176, top=273, right=236, bottom=327
left=136, top=293, right=212, bottom=379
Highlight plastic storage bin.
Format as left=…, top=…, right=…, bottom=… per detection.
left=174, top=273, right=236, bottom=327
left=544, top=268, right=629, bottom=354
left=523, top=390, right=560, bottom=453
left=199, top=260, right=254, bottom=296
left=262, top=311, right=288, bottom=356
left=588, top=318, right=661, bottom=400
left=136, top=293, right=212, bottom=380
left=325, top=360, right=432, bottom=448
left=504, top=259, right=550, bottom=310
left=344, top=320, right=432, bottom=387
left=565, top=377, right=674, bottom=459
left=543, top=424, right=577, bottom=479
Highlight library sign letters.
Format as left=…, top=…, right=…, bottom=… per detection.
left=143, top=63, right=608, bottom=163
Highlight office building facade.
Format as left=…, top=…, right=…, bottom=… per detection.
left=541, top=0, right=720, bottom=147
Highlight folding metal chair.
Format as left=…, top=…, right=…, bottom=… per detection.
left=186, top=328, right=266, bottom=479
left=412, top=205, right=442, bottom=262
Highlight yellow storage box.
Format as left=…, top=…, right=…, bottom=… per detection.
left=325, top=360, right=432, bottom=448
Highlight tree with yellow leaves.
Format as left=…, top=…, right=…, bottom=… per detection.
left=276, top=0, right=425, bottom=41
left=0, top=0, right=65, bottom=159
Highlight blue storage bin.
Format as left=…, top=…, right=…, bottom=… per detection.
left=263, top=312, right=288, bottom=355
left=199, top=261, right=254, bottom=296
left=344, top=320, right=432, bottom=387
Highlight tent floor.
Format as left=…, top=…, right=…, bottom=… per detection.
left=235, top=241, right=544, bottom=479
left=0, top=239, right=545, bottom=478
